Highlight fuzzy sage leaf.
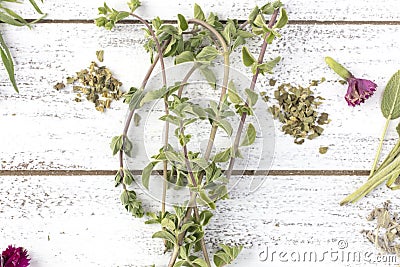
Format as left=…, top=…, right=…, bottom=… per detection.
left=381, top=70, right=400, bottom=119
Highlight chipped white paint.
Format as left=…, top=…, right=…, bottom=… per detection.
left=1, top=1, right=400, bottom=267
left=0, top=24, right=399, bottom=170
left=9, top=0, right=400, bottom=21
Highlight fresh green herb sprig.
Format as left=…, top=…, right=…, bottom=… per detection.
left=341, top=70, right=400, bottom=205
left=97, top=1, right=287, bottom=266
left=0, top=0, right=46, bottom=92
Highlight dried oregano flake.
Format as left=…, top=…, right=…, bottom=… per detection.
left=264, top=79, right=330, bottom=144
left=54, top=51, right=123, bottom=112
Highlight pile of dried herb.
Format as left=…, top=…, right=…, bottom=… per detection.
left=54, top=50, right=123, bottom=112
left=263, top=79, right=330, bottom=144
left=362, top=201, right=400, bottom=256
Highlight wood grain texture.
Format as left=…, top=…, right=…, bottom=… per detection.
left=0, top=175, right=399, bottom=266
left=1, top=24, right=399, bottom=171
left=8, top=0, right=400, bottom=21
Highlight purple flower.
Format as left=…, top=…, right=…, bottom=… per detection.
left=1, top=245, right=30, bottom=267
left=345, top=77, right=377, bottom=107
left=325, top=56, right=378, bottom=107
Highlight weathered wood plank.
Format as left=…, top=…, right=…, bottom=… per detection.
left=0, top=175, right=398, bottom=266
left=9, top=0, right=400, bottom=21
left=0, top=24, right=399, bottom=170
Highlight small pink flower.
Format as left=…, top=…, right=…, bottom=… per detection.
left=345, top=77, right=377, bottom=107
left=1, top=245, right=30, bottom=267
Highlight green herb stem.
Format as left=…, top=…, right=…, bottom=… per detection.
left=341, top=154, right=400, bottom=205
left=225, top=8, right=280, bottom=180
left=167, top=19, right=230, bottom=267
left=375, top=140, right=400, bottom=174
left=187, top=18, right=230, bottom=161
left=369, top=116, right=392, bottom=178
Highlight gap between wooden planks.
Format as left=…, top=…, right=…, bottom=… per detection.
left=24, top=19, right=400, bottom=25
left=0, top=169, right=369, bottom=176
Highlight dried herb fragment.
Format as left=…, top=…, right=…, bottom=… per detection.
left=96, top=50, right=104, bottom=62
left=55, top=51, right=123, bottom=112
left=264, top=79, right=330, bottom=144
left=362, top=201, right=400, bottom=256
left=53, top=82, right=65, bottom=91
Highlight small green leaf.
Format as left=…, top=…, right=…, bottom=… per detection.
left=199, top=190, right=216, bottom=209
left=194, top=3, right=205, bottom=21
left=128, top=0, right=141, bottom=12
left=241, top=123, right=256, bottom=146
left=274, top=7, right=288, bottom=29
left=115, top=11, right=130, bottom=22
left=123, top=136, right=133, bottom=157
left=213, top=147, right=231, bottom=163
left=242, top=46, right=256, bottom=67
left=161, top=218, right=176, bottom=231
left=257, top=56, right=281, bottom=75
left=381, top=70, right=400, bottom=119
left=28, top=0, right=44, bottom=14
left=245, top=88, right=258, bottom=106
left=199, top=210, right=213, bottom=226
left=123, top=168, right=134, bottom=185
left=152, top=230, right=177, bottom=245
left=216, top=119, right=233, bottom=136
left=177, top=14, right=188, bottom=31
left=110, top=135, right=123, bottom=155
left=142, top=162, right=157, bottom=189
left=196, top=46, right=220, bottom=62
left=140, top=86, right=167, bottom=105
left=192, top=258, right=208, bottom=267
left=227, top=80, right=242, bottom=104
left=214, top=244, right=243, bottom=267
left=248, top=6, right=260, bottom=24
left=0, top=33, right=17, bottom=92
left=175, top=51, right=195, bottom=65
left=114, top=170, right=122, bottom=187
left=200, top=66, right=217, bottom=89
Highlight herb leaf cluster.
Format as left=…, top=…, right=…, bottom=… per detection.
left=99, top=1, right=287, bottom=266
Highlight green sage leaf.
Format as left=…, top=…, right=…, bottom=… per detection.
left=381, top=70, right=400, bottom=119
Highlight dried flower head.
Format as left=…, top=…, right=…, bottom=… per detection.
left=345, top=77, right=377, bottom=106
left=1, top=245, right=30, bottom=267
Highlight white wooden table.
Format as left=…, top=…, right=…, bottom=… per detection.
left=1, top=0, right=400, bottom=266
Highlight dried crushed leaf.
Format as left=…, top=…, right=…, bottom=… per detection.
left=54, top=51, right=123, bottom=112
left=362, top=201, right=400, bottom=257
left=264, top=78, right=330, bottom=144
left=319, top=146, right=329, bottom=154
